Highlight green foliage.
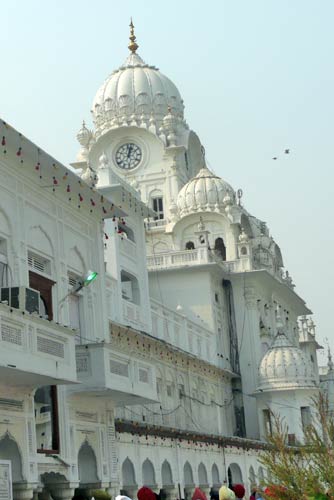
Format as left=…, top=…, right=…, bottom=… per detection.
left=259, top=394, right=334, bottom=500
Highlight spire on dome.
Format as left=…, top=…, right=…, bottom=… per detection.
left=128, top=18, right=139, bottom=53
left=328, top=347, right=334, bottom=372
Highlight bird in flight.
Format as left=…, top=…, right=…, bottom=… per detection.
left=284, top=148, right=290, bottom=154
left=272, top=157, right=278, bottom=160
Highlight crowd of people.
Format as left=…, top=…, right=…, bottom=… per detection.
left=114, top=484, right=333, bottom=500
left=115, top=483, right=267, bottom=500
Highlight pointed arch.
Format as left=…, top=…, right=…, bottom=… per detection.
left=122, top=457, right=136, bottom=486
left=214, top=237, right=226, bottom=261
left=78, top=441, right=99, bottom=485
left=142, top=458, right=156, bottom=486
left=161, top=460, right=173, bottom=486
left=68, top=245, right=86, bottom=274
left=257, top=466, right=264, bottom=483
left=227, top=463, right=243, bottom=488
left=28, top=224, right=54, bottom=257
left=249, top=466, right=256, bottom=486
left=212, top=463, right=220, bottom=486
left=183, top=461, right=194, bottom=486
left=198, top=462, right=208, bottom=486
left=0, top=433, right=23, bottom=482
left=240, top=214, right=253, bottom=238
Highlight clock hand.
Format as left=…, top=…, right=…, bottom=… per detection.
left=127, top=145, right=132, bottom=158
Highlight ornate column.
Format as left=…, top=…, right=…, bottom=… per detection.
left=162, top=486, right=178, bottom=500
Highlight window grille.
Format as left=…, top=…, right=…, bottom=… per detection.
left=152, top=197, right=164, bottom=220
left=110, top=359, right=129, bottom=377
left=28, top=252, right=51, bottom=275
left=139, top=367, right=149, bottom=384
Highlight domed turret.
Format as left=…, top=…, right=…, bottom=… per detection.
left=257, top=327, right=317, bottom=392
left=91, top=21, right=184, bottom=137
left=177, top=166, right=235, bottom=216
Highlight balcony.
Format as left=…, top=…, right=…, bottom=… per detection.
left=0, top=303, right=77, bottom=386
left=74, top=343, right=158, bottom=405
left=147, top=247, right=215, bottom=271
left=145, top=219, right=168, bottom=231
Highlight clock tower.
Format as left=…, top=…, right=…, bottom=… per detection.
left=72, top=21, right=205, bottom=224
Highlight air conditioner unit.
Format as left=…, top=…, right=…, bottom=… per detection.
left=0, top=287, right=40, bottom=314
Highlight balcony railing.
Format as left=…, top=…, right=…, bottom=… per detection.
left=145, top=219, right=168, bottom=231
left=0, top=303, right=77, bottom=386
left=147, top=247, right=215, bottom=270
left=122, top=299, right=144, bottom=328
left=150, top=298, right=214, bottom=364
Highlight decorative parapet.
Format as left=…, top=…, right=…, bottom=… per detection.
left=115, top=419, right=268, bottom=451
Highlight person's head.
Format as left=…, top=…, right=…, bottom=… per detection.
left=192, top=488, right=207, bottom=500
left=232, top=485, right=245, bottom=499
left=137, top=487, right=156, bottom=500
left=219, top=486, right=235, bottom=500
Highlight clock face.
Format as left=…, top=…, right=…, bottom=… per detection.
left=115, top=143, right=142, bottom=170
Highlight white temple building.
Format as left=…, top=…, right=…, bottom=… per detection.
left=0, top=20, right=331, bottom=500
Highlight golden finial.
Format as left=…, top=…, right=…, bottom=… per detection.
left=128, top=18, right=139, bottom=53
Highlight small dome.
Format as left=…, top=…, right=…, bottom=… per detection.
left=177, top=166, right=235, bottom=216
left=257, top=331, right=317, bottom=392
left=92, top=52, right=184, bottom=136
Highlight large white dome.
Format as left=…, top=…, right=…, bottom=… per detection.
left=177, top=166, right=235, bottom=216
left=257, top=331, right=317, bottom=392
left=91, top=50, right=184, bottom=136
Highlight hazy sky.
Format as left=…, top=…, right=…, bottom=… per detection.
left=1, top=0, right=333, bottom=363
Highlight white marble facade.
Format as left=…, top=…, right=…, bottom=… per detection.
left=0, top=21, right=329, bottom=500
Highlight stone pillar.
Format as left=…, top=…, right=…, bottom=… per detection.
left=13, top=485, right=34, bottom=500
left=184, top=487, right=194, bottom=500
left=107, top=485, right=120, bottom=500
left=162, top=486, right=178, bottom=500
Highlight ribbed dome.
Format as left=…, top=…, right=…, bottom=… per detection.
left=92, top=52, right=184, bottom=136
left=177, top=166, right=235, bottom=216
left=258, top=331, right=317, bottom=392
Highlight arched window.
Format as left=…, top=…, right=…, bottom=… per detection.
left=161, top=460, right=173, bottom=486
left=240, top=246, right=248, bottom=256
left=122, top=458, right=136, bottom=487
left=214, top=238, right=226, bottom=261
left=249, top=466, right=256, bottom=487
left=78, top=441, right=99, bottom=485
left=183, top=461, right=194, bottom=486
left=212, top=463, right=220, bottom=486
left=258, top=466, right=264, bottom=484
left=185, top=241, right=195, bottom=250
left=142, top=458, right=156, bottom=486
left=198, top=463, right=208, bottom=486
left=0, top=434, right=23, bottom=482
left=227, top=463, right=243, bottom=488
left=121, top=270, right=140, bottom=304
